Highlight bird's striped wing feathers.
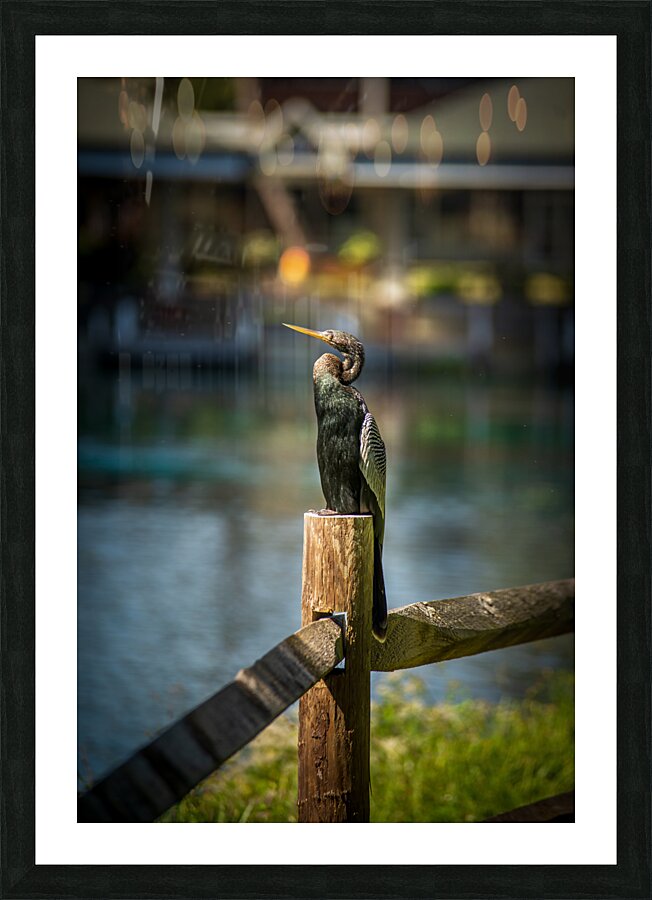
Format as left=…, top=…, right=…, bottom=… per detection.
left=359, top=412, right=386, bottom=518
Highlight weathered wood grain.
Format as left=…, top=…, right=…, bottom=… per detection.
left=371, top=579, right=574, bottom=672
left=298, top=512, right=374, bottom=823
left=78, top=616, right=343, bottom=823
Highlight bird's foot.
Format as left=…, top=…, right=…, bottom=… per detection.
left=315, top=507, right=339, bottom=516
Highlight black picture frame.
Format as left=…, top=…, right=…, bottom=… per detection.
left=1, top=2, right=649, bottom=897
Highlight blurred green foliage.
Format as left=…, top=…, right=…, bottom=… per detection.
left=159, top=670, right=573, bottom=823
left=338, top=231, right=382, bottom=267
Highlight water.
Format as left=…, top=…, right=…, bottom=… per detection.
left=78, top=364, right=574, bottom=782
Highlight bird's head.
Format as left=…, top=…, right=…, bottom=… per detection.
left=283, top=323, right=362, bottom=354
left=283, top=323, right=365, bottom=383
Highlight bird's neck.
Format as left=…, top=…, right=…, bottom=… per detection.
left=313, top=354, right=342, bottom=387
left=313, top=351, right=363, bottom=386
left=340, top=350, right=363, bottom=384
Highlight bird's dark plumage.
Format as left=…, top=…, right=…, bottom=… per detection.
left=284, top=324, right=387, bottom=640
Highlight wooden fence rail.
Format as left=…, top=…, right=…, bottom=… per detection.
left=372, top=578, right=575, bottom=671
left=78, top=616, right=343, bottom=823
left=78, top=513, right=574, bottom=824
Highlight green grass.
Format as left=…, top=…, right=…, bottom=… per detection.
left=159, top=670, right=574, bottom=823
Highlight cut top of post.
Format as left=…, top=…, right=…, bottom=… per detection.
left=303, top=511, right=373, bottom=519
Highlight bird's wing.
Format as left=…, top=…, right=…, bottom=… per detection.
left=359, top=412, right=386, bottom=519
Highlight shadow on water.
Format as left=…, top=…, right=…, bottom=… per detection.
left=78, top=362, right=574, bottom=781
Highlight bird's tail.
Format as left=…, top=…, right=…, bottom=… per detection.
left=372, top=538, right=388, bottom=641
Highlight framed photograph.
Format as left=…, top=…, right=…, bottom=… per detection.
left=1, top=2, right=649, bottom=898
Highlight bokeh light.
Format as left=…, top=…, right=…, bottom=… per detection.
left=128, top=101, right=147, bottom=132
left=376, top=275, right=408, bottom=308
left=248, top=99, right=264, bottom=120
left=508, top=85, right=520, bottom=122
left=479, top=93, right=493, bottom=131
left=264, top=97, right=281, bottom=118
left=316, top=131, right=348, bottom=180
left=515, top=97, right=528, bottom=132
left=278, top=246, right=311, bottom=285
left=476, top=131, right=491, bottom=166
left=420, top=115, right=443, bottom=165
left=118, top=90, right=129, bottom=128
left=343, top=122, right=360, bottom=156
left=129, top=129, right=145, bottom=169
left=420, top=115, right=436, bottom=152
left=318, top=177, right=353, bottom=216
left=177, top=78, right=194, bottom=121
left=172, top=116, right=186, bottom=159
left=338, top=230, right=381, bottom=266
left=374, top=140, right=392, bottom=178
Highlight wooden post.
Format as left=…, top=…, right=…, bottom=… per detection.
left=298, top=512, right=374, bottom=822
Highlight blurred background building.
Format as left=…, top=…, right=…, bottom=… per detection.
left=78, top=76, right=573, bottom=375
left=78, top=77, right=574, bottom=783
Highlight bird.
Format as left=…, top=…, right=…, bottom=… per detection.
left=283, top=323, right=387, bottom=640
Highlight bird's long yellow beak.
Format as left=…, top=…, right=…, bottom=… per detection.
left=283, top=323, right=331, bottom=345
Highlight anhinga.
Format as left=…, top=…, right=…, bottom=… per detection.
left=284, top=324, right=387, bottom=640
